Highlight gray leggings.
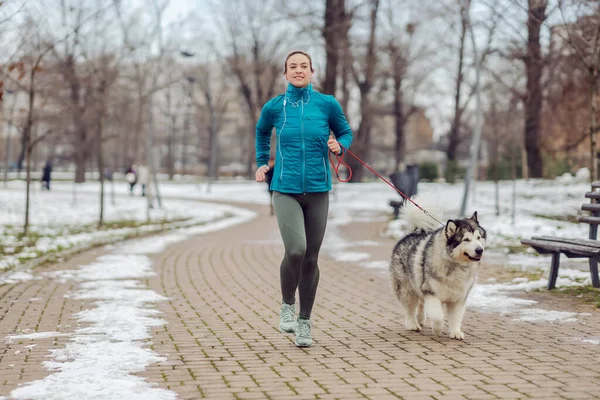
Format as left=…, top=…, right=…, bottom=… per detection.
left=272, top=191, right=329, bottom=319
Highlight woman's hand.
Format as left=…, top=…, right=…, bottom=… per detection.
left=328, top=137, right=341, bottom=155
left=255, top=165, right=270, bottom=182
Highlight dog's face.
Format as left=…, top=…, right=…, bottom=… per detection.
left=444, top=212, right=487, bottom=263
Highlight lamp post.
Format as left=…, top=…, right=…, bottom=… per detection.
left=182, top=75, right=195, bottom=176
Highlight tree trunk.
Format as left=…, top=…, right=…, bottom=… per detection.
left=340, top=10, right=352, bottom=113
left=447, top=4, right=468, bottom=162
left=3, top=92, right=18, bottom=187
left=74, top=149, right=86, bottom=183
left=135, top=85, right=144, bottom=165
left=323, top=0, right=344, bottom=95
left=131, top=63, right=146, bottom=166
left=97, top=78, right=107, bottom=227
left=245, top=111, right=259, bottom=177
left=167, top=116, right=175, bottom=180
left=17, top=128, right=27, bottom=174
left=145, top=92, right=158, bottom=217
left=206, top=95, right=219, bottom=181
left=165, top=89, right=175, bottom=180
left=98, top=118, right=105, bottom=227
left=23, top=63, right=39, bottom=235
left=24, top=144, right=32, bottom=235
left=524, top=0, right=547, bottom=178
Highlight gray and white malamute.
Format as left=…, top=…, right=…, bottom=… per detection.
left=389, top=199, right=486, bottom=340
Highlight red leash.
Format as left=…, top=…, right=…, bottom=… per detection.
left=328, top=144, right=445, bottom=227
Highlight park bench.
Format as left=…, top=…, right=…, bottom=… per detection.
left=520, top=181, right=600, bottom=290
left=389, top=164, right=419, bottom=219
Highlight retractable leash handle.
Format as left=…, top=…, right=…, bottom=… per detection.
left=330, top=143, right=445, bottom=228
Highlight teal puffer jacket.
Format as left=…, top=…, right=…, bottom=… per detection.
left=255, top=83, right=353, bottom=194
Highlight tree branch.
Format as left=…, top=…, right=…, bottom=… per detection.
left=29, top=129, right=52, bottom=149
left=557, top=0, right=593, bottom=70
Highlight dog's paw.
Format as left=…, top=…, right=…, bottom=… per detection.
left=431, top=321, right=444, bottom=336
left=405, top=318, right=422, bottom=332
left=449, top=330, right=465, bottom=340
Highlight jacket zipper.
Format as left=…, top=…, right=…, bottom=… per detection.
left=322, top=157, right=327, bottom=184
left=301, top=100, right=306, bottom=193
left=279, top=98, right=287, bottom=182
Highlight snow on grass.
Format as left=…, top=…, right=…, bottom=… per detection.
left=0, top=181, right=256, bottom=273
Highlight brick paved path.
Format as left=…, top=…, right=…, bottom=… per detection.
left=2, top=202, right=600, bottom=399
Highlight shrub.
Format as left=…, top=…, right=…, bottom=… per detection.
left=419, top=162, right=439, bottom=181
left=445, top=160, right=466, bottom=183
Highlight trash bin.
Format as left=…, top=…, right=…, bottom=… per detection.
left=388, top=164, right=420, bottom=219
left=390, top=164, right=420, bottom=199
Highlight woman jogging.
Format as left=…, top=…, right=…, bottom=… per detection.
left=255, top=50, right=353, bottom=347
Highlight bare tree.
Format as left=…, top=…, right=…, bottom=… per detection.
left=322, top=0, right=349, bottom=96
left=480, top=0, right=551, bottom=179
left=92, top=5, right=131, bottom=227
left=43, top=2, right=116, bottom=184
left=21, top=45, right=55, bottom=234
left=1, top=41, right=27, bottom=186
left=2, top=82, right=19, bottom=187
left=460, top=1, right=500, bottom=216
left=557, top=0, right=600, bottom=181
left=192, top=62, right=231, bottom=190
left=210, top=0, right=287, bottom=177
left=346, top=0, right=380, bottom=182
left=164, top=86, right=181, bottom=180
left=446, top=0, right=471, bottom=166
left=379, top=0, right=436, bottom=171
left=523, top=0, right=548, bottom=178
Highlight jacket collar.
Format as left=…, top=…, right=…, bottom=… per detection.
left=286, top=82, right=313, bottom=103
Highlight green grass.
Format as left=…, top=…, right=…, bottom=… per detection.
left=550, top=286, right=600, bottom=308
left=503, top=243, right=532, bottom=255
left=515, top=269, right=545, bottom=281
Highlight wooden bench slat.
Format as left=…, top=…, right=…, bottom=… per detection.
left=530, top=236, right=600, bottom=248
left=522, top=189, right=600, bottom=289
left=582, top=204, right=600, bottom=212
left=578, top=216, right=600, bottom=225
left=520, top=238, right=600, bottom=256
left=520, top=238, right=594, bottom=253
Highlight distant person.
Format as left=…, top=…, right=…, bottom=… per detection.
left=255, top=50, right=353, bottom=347
left=41, top=160, right=52, bottom=190
left=125, top=165, right=137, bottom=195
left=104, top=167, right=113, bottom=182
left=137, top=165, right=150, bottom=197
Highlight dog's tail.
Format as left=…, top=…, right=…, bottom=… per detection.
left=400, top=195, right=445, bottom=231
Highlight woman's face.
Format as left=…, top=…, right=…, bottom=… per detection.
left=285, top=53, right=313, bottom=88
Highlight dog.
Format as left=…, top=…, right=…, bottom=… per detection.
left=389, top=198, right=486, bottom=340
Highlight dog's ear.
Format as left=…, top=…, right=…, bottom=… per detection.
left=469, top=211, right=479, bottom=223
left=445, top=220, right=458, bottom=238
